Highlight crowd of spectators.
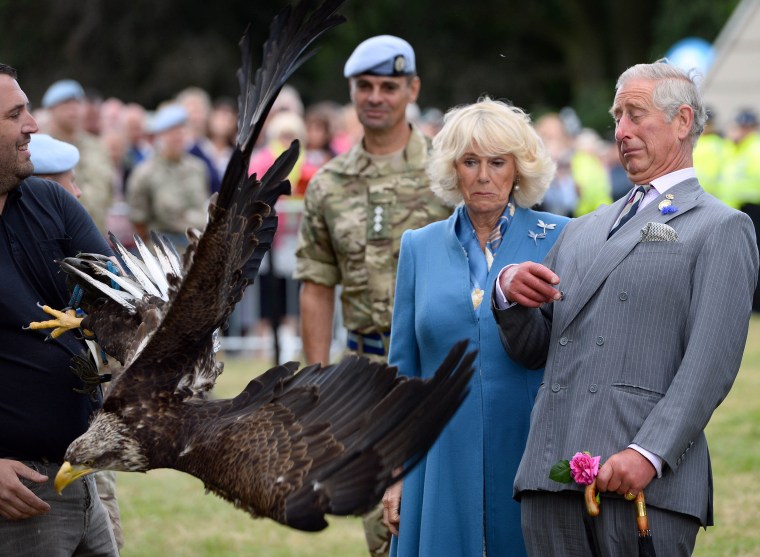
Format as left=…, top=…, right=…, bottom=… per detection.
left=29, top=77, right=760, bottom=359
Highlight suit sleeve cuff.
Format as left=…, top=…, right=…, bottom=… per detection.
left=494, top=265, right=517, bottom=309
left=628, top=444, right=663, bottom=478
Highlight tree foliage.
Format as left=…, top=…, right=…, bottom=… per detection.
left=0, top=0, right=739, bottom=134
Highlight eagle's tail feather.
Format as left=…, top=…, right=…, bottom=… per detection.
left=59, top=261, right=136, bottom=312
left=107, top=232, right=164, bottom=300
left=150, top=231, right=183, bottom=278
left=132, top=235, right=171, bottom=299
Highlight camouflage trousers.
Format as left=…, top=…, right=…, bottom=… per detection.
left=362, top=502, right=391, bottom=557
left=345, top=346, right=391, bottom=556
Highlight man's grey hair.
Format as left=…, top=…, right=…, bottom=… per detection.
left=614, top=58, right=707, bottom=145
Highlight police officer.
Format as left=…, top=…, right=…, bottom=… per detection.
left=126, top=104, right=209, bottom=250
left=723, top=108, right=760, bottom=310
left=294, top=35, right=450, bottom=556
left=693, top=108, right=732, bottom=201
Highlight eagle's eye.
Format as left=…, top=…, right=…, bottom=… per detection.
left=84, top=459, right=95, bottom=467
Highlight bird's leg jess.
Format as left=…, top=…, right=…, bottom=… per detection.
left=25, top=304, right=84, bottom=339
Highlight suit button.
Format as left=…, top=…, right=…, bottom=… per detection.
left=551, top=383, right=561, bottom=393
left=559, top=337, right=569, bottom=346
left=596, top=336, right=604, bottom=346
left=589, top=384, right=598, bottom=393
left=619, top=292, right=628, bottom=301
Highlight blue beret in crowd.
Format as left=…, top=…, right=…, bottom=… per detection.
left=344, top=35, right=416, bottom=78
left=148, top=104, right=188, bottom=135
left=41, top=79, right=85, bottom=109
left=30, top=134, right=80, bottom=174
left=735, top=109, right=759, bottom=127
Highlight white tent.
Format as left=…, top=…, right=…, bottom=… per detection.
left=702, top=0, right=760, bottom=131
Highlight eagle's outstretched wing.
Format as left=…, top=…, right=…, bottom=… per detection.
left=178, top=341, right=476, bottom=531
left=60, top=340, right=476, bottom=532
left=27, top=0, right=344, bottom=397
left=90, top=0, right=344, bottom=397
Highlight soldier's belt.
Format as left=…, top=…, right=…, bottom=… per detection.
left=347, top=330, right=391, bottom=356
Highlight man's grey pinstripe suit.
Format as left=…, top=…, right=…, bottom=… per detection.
left=493, top=178, right=758, bottom=530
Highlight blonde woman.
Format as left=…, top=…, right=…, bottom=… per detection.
left=383, top=97, right=568, bottom=557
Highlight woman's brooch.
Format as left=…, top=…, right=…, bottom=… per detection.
left=529, top=219, right=557, bottom=245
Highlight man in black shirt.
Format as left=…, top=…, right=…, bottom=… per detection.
left=0, top=63, right=118, bottom=556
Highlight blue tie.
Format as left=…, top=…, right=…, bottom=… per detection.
left=608, top=185, right=652, bottom=238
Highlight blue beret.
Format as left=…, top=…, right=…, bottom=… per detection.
left=30, top=134, right=80, bottom=174
left=344, top=35, right=416, bottom=78
left=735, top=109, right=758, bottom=127
left=148, top=104, right=188, bottom=134
left=41, top=79, right=85, bottom=109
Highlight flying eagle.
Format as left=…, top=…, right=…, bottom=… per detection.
left=27, top=0, right=477, bottom=532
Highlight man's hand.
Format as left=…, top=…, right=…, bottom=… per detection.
left=382, top=481, right=402, bottom=536
left=499, top=262, right=562, bottom=308
left=595, top=448, right=656, bottom=500
left=0, top=459, right=50, bottom=520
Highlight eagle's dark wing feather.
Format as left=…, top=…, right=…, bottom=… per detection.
left=236, top=0, right=346, bottom=157
left=241, top=143, right=300, bottom=283
left=169, top=341, right=476, bottom=531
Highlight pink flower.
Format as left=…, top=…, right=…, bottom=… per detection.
left=569, top=452, right=601, bottom=485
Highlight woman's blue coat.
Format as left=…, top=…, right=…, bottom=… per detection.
left=389, top=206, right=568, bottom=557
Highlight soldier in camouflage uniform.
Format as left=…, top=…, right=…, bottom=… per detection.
left=294, top=35, right=450, bottom=557
left=127, top=104, right=209, bottom=250
left=41, top=79, right=113, bottom=236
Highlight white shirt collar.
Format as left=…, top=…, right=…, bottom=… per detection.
left=647, top=167, right=696, bottom=195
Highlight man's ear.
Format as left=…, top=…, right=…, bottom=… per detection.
left=676, top=104, right=694, bottom=141
left=408, top=76, right=421, bottom=104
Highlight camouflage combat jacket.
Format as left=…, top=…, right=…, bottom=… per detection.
left=126, top=154, right=209, bottom=234
left=294, top=125, right=451, bottom=334
left=66, top=132, right=113, bottom=235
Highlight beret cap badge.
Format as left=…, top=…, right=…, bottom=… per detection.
left=393, top=55, right=406, bottom=73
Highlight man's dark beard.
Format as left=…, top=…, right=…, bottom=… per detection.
left=0, top=157, right=33, bottom=196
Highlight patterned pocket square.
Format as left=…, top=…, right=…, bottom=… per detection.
left=640, top=222, right=678, bottom=242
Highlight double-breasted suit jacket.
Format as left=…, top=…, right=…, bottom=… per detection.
left=493, top=178, right=758, bottom=525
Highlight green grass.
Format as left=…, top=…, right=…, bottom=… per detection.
left=117, top=316, right=760, bottom=556
left=694, top=314, right=760, bottom=557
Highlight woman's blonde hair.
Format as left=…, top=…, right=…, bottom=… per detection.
left=428, top=97, right=555, bottom=207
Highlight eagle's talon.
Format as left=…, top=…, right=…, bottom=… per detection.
left=26, top=305, right=84, bottom=338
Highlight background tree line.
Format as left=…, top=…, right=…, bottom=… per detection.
left=1, top=0, right=738, bottom=137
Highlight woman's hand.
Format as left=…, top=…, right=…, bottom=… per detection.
left=382, top=481, right=403, bottom=536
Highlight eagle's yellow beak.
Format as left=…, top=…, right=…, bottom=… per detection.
left=54, top=461, right=95, bottom=494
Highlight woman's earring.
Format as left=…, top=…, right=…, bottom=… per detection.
left=514, top=176, right=521, bottom=191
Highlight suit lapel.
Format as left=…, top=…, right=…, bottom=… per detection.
left=557, top=179, right=703, bottom=334
left=573, top=198, right=627, bottom=282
